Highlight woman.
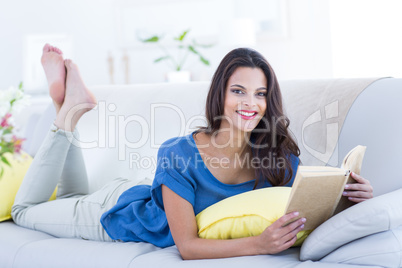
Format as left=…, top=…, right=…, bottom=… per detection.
left=12, top=44, right=373, bottom=260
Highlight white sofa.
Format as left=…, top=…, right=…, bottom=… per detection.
left=1, top=78, right=402, bottom=268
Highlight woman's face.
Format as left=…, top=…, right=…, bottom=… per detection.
left=222, top=67, right=267, bottom=134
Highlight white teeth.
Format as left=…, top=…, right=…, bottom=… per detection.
left=237, top=111, right=256, bottom=117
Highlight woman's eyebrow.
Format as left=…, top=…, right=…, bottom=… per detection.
left=230, top=84, right=267, bottom=91
left=230, top=84, right=246, bottom=89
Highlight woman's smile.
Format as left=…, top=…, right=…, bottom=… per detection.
left=236, top=110, right=258, bottom=119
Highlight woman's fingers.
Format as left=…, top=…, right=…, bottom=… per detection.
left=280, top=220, right=305, bottom=245
left=345, top=182, right=371, bottom=191
left=349, top=172, right=369, bottom=184
left=265, top=212, right=305, bottom=246
left=346, top=197, right=367, bottom=203
left=343, top=189, right=373, bottom=199
left=346, top=172, right=371, bottom=189
left=280, top=235, right=298, bottom=252
left=277, top=216, right=305, bottom=247
left=343, top=172, right=374, bottom=202
left=282, top=217, right=306, bottom=231
left=272, top=212, right=300, bottom=229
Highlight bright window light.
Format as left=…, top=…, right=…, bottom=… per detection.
left=330, top=0, right=402, bottom=78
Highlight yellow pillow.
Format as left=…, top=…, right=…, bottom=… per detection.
left=0, top=152, right=57, bottom=222
left=196, top=187, right=311, bottom=247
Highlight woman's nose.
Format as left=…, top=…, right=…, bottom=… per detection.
left=242, top=94, right=256, bottom=107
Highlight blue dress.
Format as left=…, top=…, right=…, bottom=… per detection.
left=100, top=131, right=300, bottom=247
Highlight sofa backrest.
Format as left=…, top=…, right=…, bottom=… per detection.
left=25, top=78, right=402, bottom=195
left=77, top=82, right=210, bottom=191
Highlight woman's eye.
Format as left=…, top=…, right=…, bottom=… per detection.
left=257, top=92, right=267, bottom=97
left=231, top=89, right=243, bottom=94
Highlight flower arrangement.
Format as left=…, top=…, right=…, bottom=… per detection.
left=140, top=29, right=213, bottom=71
left=0, top=83, right=30, bottom=178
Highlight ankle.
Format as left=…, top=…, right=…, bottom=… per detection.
left=54, top=118, right=75, bottom=132
left=54, top=109, right=79, bottom=132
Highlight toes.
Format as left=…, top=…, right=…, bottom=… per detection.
left=64, top=59, right=72, bottom=69
left=43, top=43, right=51, bottom=52
left=65, top=59, right=78, bottom=72
left=54, top=47, right=63, bottom=55
left=43, top=43, right=63, bottom=55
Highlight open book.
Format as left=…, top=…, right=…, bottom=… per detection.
left=285, top=145, right=366, bottom=230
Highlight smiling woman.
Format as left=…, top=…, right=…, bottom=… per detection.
left=10, top=45, right=373, bottom=261
left=163, top=48, right=304, bottom=259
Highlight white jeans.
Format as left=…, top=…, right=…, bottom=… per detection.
left=12, top=125, right=150, bottom=241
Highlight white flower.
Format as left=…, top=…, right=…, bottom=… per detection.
left=0, top=87, right=16, bottom=101
left=0, top=101, right=10, bottom=118
left=0, top=89, right=12, bottom=117
left=11, top=95, right=31, bottom=114
left=15, top=88, right=24, bottom=99
left=0, top=86, right=30, bottom=117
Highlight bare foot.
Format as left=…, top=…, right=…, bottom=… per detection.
left=54, top=59, right=97, bottom=132
left=41, top=44, right=66, bottom=113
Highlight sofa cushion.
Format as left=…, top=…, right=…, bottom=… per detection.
left=0, top=152, right=32, bottom=222
left=320, top=226, right=402, bottom=267
left=130, top=246, right=302, bottom=268
left=0, top=221, right=56, bottom=268
left=130, top=245, right=380, bottom=268
left=300, top=188, right=402, bottom=261
left=12, top=238, right=159, bottom=268
left=196, top=187, right=310, bottom=246
left=0, top=152, right=57, bottom=222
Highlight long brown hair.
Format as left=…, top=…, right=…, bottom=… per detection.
left=195, top=48, right=300, bottom=187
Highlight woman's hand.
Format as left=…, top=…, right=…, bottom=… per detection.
left=256, top=212, right=305, bottom=255
left=343, top=172, right=373, bottom=203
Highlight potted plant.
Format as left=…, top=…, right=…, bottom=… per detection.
left=140, top=29, right=213, bottom=82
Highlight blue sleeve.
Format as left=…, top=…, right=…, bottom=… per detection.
left=151, top=141, right=197, bottom=211
left=286, top=154, right=300, bottom=187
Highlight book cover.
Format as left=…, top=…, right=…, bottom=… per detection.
left=284, top=145, right=367, bottom=230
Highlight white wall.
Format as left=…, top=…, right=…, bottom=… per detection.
left=255, top=0, right=333, bottom=80
left=0, top=0, right=333, bottom=91
left=0, top=0, right=116, bottom=91
left=330, top=0, right=402, bottom=78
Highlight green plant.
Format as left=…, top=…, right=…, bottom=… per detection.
left=140, top=29, right=213, bottom=71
